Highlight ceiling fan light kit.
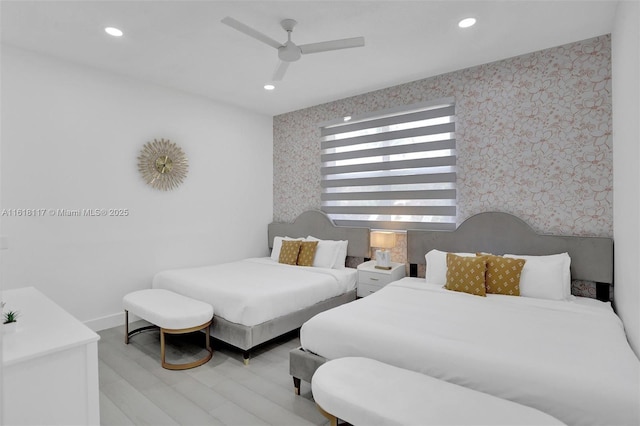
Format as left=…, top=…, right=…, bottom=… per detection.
left=221, top=16, right=365, bottom=81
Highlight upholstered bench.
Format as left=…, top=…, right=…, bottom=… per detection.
left=312, top=357, right=564, bottom=426
left=123, top=289, right=214, bottom=370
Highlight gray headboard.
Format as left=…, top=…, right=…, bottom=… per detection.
left=268, top=210, right=370, bottom=258
left=408, top=212, right=613, bottom=285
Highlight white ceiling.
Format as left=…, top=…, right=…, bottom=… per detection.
left=1, top=1, right=617, bottom=116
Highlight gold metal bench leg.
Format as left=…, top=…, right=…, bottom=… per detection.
left=317, top=404, right=338, bottom=426
left=125, top=316, right=213, bottom=370
left=160, top=327, right=167, bottom=366
left=160, top=320, right=214, bottom=370
left=125, top=311, right=159, bottom=344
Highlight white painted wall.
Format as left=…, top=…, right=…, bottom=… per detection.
left=612, top=0, right=640, bottom=358
left=0, top=46, right=273, bottom=330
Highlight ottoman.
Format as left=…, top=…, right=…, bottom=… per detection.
left=312, top=357, right=564, bottom=426
left=123, top=289, right=214, bottom=370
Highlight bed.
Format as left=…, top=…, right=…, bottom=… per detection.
left=291, top=212, right=640, bottom=426
left=152, top=210, right=369, bottom=363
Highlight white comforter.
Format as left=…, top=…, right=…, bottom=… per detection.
left=301, top=277, right=640, bottom=426
left=153, top=257, right=356, bottom=326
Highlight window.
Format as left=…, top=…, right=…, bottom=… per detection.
left=320, top=99, right=456, bottom=231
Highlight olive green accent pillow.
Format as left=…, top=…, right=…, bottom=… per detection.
left=279, top=240, right=302, bottom=265
left=445, top=253, right=487, bottom=297
left=297, top=241, right=319, bottom=267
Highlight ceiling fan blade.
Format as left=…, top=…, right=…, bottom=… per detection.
left=221, top=16, right=282, bottom=49
left=272, top=61, right=290, bottom=81
left=299, top=36, right=365, bottom=55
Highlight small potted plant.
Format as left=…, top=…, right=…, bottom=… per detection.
left=2, top=307, right=19, bottom=334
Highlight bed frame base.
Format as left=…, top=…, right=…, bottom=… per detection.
left=290, top=346, right=328, bottom=394
left=210, top=290, right=356, bottom=364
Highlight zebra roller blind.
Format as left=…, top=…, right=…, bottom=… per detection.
left=320, top=99, right=457, bottom=230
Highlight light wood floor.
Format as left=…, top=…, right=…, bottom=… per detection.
left=98, top=321, right=327, bottom=425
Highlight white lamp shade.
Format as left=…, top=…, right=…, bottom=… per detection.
left=370, top=231, right=396, bottom=249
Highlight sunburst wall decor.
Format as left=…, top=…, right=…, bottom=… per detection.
left=137, top=138, right=188, bottom=191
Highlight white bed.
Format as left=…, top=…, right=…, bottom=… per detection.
left=153, top=257, right=357, bottom=327
left=290, top=212, right=639, bottom=426
left=301, top=278, right=639, bottom=426
left=151, top=210, right=369, bottom=363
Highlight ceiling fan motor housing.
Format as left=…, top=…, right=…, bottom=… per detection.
left=278, top=19, right=301, bottom=62
left=278, top=42, right=302, bottom=62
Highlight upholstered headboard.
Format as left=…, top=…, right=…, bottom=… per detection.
left=407, top=212, right=613, bottom=299
left=268, top=210, right=370, bottom=258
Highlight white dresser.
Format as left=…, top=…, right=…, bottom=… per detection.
left=2, top=287, right=100, bottom=425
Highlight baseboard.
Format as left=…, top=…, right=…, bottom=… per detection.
left=84, top=311, right=142, bottom=332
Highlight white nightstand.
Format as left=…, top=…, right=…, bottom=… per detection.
left=357, top=260, right=406, bottom=297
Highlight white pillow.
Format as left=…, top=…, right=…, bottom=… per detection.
left=334, top=240, right=348, bottom=269
left=306, top=236, right=348, bottom=269
left=504, top=253, right=571, bottom=300
left=425, top=249, right=475, bottom=286
left=270, top=236, right=304, bottom=262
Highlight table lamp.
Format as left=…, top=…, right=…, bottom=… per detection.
left=370, top=231, right=396, bottom=270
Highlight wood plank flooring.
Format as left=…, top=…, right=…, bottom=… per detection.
left=98, top=321, right=326, bottom=426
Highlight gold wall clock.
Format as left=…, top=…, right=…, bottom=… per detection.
left=137, top=138, right=188, bottom=191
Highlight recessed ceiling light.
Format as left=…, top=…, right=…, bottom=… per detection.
left=105, top=27, right=123, bottom=37
left=264, top=84, right=275, bottom=91
left=458, top=18, right=476, bottom=28
left=343, top=116, right=352, bottom=122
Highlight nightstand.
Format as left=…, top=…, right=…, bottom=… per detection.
left=357, top=260, right=406, bottom=297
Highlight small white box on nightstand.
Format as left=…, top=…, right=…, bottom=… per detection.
left=356, top=260, right=406, bottom=297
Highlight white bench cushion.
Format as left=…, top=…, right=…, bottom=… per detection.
left=312, top=357, right=564, bottom=426
left=123, top=289, right=213, bottom=330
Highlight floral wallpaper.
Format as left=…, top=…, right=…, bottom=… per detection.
left=273, top=35, right=612, bottom=298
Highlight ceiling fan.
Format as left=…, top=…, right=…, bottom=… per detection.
left=221, top=16, right=365, bottom=81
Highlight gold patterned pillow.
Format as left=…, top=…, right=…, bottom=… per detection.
left=279, top=240, right=302, bottom=265
left=481, top=254, right=526, bottom=296
left=445, top=253, right=487, bottom=297
left=297, top=241, right=319, bottom=266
